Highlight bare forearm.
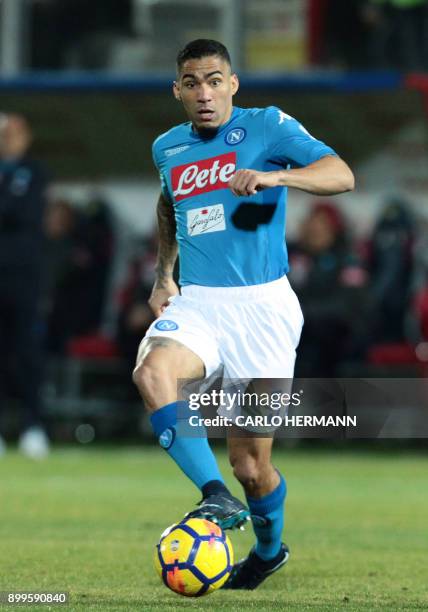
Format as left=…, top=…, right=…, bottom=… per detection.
left=273, top=155, right=355, bottom=195
left=155, top=193, right=177, bottom=287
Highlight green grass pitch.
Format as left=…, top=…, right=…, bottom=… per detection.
left=0, top=445, right=427, bottom=611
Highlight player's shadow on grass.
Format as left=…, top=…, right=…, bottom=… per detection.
left=231, top=203, right=276, bottom=231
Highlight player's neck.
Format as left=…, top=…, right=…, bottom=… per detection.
left=191, top=106, right=235, bottom=138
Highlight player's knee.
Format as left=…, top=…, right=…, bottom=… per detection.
left=230, top=455, right=262, bottom=491
left=133, top=354, right=173, bottom=405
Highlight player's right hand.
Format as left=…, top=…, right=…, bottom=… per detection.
left=148, top=279, right=179, bottom=318
left=228, top=169, right=279, bottom=196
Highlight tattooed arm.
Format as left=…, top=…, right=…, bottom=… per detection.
left=148, top=193, right=179, bottom=317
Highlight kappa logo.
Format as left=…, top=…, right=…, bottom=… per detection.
left=155, top=320, right=179, bottom=331
left=164, top=144, right=190, bottom=157
left=225, top=127, right=246, bottom=145
left=171, top=152, right=236, bottom=201
left=278, top=110, right=293, bottom=124
left=277, top=109, right=315, bottom=139
left=299, top=124, right=315, bottom=139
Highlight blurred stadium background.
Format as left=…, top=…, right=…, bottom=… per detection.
left=1, top=0, right=428, bottom=445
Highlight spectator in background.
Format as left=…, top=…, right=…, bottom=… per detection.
left=0, top=113, right=50, bottom=458
left=42, top=198, right=78, bottom=353
left=366, top=196, right=414, bottom=343
left=322, top=0, right=428, bottom=70
left=364, top=0, right=428, bottom=70
left=73, top=197, right=114, bottom=333
left=324, top=0, right=373, bottom=68
left=288, top=202, right=368, bottom=376
left=44, top=197, right=114, bottom=354
left=407, top=217, right=428, bottom=346
left=115, top=232, right=157, bottom=368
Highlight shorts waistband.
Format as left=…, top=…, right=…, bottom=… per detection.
left=181, top=275, right=291, bottom=303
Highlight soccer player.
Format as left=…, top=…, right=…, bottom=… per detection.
left=133, top=39, right=354, bottom=589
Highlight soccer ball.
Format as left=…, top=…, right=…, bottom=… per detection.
left=154, top=517, right=234, bottom=597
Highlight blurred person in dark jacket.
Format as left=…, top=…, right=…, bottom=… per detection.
left=365, top=0, right=428, bottom=70
left=42, top=198, right=79, bottom=353
left=324, top=0, right=373, bottom=68
left=44, top=197, right=114, bottom=354
left=116, top=233, right=157, bottom=368
left=0, top=113, right=50, bottom=458
left=288, top=202, right=368, bottom=377
left=367, top=197, right=414, bottom=343
left=75, top=197, right=114, bottom=331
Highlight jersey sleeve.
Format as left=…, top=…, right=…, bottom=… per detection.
left=264, top=106, right=337, bottom=168
left=152, top=139, right=171, bottom=201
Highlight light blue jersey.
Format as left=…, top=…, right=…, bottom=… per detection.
left=152, top=106, right=335, bottom=287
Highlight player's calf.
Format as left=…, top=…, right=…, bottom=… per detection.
left=229, top=439, right=287, bottom=562
left=229, top=449, right=279, bottom=498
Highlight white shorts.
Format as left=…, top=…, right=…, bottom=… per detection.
left=144, top=275, right=304, bottom=380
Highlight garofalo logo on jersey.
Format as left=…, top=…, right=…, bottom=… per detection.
left=171, top=152, right=236, bottom=201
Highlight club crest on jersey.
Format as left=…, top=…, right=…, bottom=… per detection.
left=155, top=320, right=179, bottom=331
left=225, top=127, right=246, bottom=145
left=171, top=152, right=236, bottom=201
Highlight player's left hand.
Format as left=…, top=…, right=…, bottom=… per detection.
left=228, top=169, right=279, bottom=196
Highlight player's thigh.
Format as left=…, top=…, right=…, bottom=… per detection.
left=133, top=337, right=206, bottom=410
left=135, top=336, right=205, bottom=380
left=142, top=293, right=221, bottom=379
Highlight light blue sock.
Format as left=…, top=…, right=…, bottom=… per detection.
left=246, top=473, right=286, bottom=561
left=150, top=401, right=224, bottom=491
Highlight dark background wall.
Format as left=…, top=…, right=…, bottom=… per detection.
left=0, top=87, right=424, bottom=179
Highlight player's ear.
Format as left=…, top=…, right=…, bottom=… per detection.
left=231, top=73, right=239, bottom=96
left=173, top=81, right=181, bottom=101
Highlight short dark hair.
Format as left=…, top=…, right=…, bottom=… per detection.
left=176, top=39, right=231, bottom=72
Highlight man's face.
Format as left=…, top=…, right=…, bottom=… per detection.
left=173, top=55, right=239, bottom=132
left=0, top=115, right=31, bottom=160
left=303, top=212, right=337, bottom=253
